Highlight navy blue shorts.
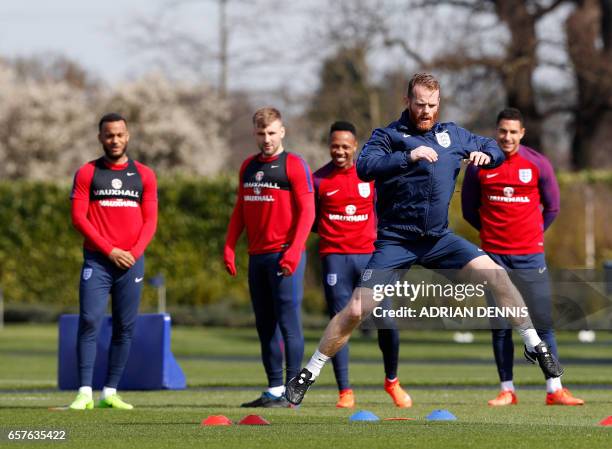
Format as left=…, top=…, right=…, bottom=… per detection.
left=486, top=252, right=553, bottom=330
left=359, top=229, right=483, bottom=288
left=321, top=254, right=372, bottom=314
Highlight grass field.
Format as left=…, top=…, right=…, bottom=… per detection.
left=1, top=324, right=610, bottom=448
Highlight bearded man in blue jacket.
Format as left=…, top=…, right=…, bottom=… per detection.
left=285, top=73, right=563, bottom=406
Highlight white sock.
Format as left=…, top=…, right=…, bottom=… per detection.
left=305, top=349, right=330, bottom=378
left=518, top=328, right=541, bottom=351
left=500, top=380, right=515, bottom=392
left=101, top=387, right=117, bottom=400
left=78, top=386, right=93, bottom=398
left=546, top=377, right=562, bottom=393
left=267, top=385, right=285, bottom=397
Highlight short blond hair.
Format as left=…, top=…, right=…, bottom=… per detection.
left=252, top=107, right=282, bottom=128
left=407, top=73, right=440, bottom=98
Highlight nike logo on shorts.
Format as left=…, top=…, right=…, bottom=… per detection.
left=135, top=277, right=144, bottom=283
left=127, top=172, right=136, bottom=176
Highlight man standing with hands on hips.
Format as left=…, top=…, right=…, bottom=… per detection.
left=224, top=107, right=315, bottom=408
left=69, top=113, right=158, bottom=410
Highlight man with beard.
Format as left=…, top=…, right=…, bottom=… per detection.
left=68, top=113, right=158, bottom=410
left=285, top=73, right=564, bottom=406
left=224, top=107, right=315, bottom=407
left=462, top=107, right=583, bottom=406
left=313, top=121, right=410, bottom=408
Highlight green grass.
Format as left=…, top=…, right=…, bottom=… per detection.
left=0, top=324, right=611, bottom=448
left=1, top=389, right=611, bottom=449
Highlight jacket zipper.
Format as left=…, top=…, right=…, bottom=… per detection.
left=422, top=161, right=434, bottom=235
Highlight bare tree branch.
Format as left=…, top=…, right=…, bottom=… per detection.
left=534, top=0, right=567, bottom=19
left=426, top=52, right=504, bottom=72
left=411, top=0, right=492, bottom=11
left=601, top=0, right=612, bottom=50
left=382, top=35, right=427, bottom=66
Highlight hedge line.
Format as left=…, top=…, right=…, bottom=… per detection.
left=1, top=172, right=610, bottom=313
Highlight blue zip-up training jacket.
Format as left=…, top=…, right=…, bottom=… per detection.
left=356, top=110, right=505, bottom=237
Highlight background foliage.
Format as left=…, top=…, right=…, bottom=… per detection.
left=1, top=172, right=610, bottom=323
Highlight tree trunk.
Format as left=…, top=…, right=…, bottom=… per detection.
left=566, top=0, right=612, bottom=169
left=494, top=0, right=543, bottom=150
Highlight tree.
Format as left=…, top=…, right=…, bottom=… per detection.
left=104, top=73, right=229, bottom=176
left=126, top=0, right=288, bottom=96
left=382, top=0, right=570, bottom=151
left=307, top=46, right=378, bottom=143
left=0, top=61, right=96, bottom=180
left=302, top=0, right=411, bottom=142
left=317, top=0, right=611, bottom=168
left=566, top=0, right=612, bottom=168
left=11, top=53, right=98, bottom=90
left=0, top=57, right=229, bottom=179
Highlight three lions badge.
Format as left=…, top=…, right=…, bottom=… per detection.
left=519, top=169, right=532, bottom=183
left=435, top=131, right=451, bottom=148
left=327, top=273, right=337, bottom=286
left=358, top=183, right=371, bottom=198
left=82, top=268, right=93, bottom=281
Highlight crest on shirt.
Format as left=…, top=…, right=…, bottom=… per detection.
left=82, top=267, right=93, bottom=281
left=435, top=131, right=451, bottom=148
left=358, top=183, right=371, bottom=198
left=518, top=169, right=532, bottom=183
left=111, top=178, right=122, bottom=189
left=327, top=273, right=337, bottom=286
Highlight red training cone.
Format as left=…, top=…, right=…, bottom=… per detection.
left=238, top=414, right=270, bottom=425
left=599, top=416, right=612, bottom=426
left=201, top=415, right=233, bottom=426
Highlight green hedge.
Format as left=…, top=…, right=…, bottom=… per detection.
left=0, top=172, right=610, bottom=315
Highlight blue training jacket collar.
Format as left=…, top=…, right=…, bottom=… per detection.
left=397, top=109, right=444, bottom=134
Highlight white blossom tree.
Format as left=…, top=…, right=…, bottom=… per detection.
left=0, top=59, right=229, bottom=179
left=103, top=73, right=228, bottom=176
left=0, top=62, right=95, bottom=180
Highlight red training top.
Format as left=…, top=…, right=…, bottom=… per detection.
left=71, top=157, right=158, bottom=259
left=224, top=151, right=315, bottom=273
left=461, top=145, right=560, bottom=254
left=313, top=162, right=376, bottom=255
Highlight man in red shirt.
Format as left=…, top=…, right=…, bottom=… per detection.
left=69, top=113, right=158, bottom=410
left=462, top=107, right=583, bottom=406
left=224, top=107, right=315, bottom=407
left=313, top=121, right=411, bottom=408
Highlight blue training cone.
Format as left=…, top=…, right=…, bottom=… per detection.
left=349, top=410, right=380, bottom=422
left=426, top=409, right=457, bottom=421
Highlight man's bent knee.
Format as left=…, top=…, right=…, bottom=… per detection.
left=344, top=298, right=363, bottom=326
left=463, top=256, right=507, bottom=285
